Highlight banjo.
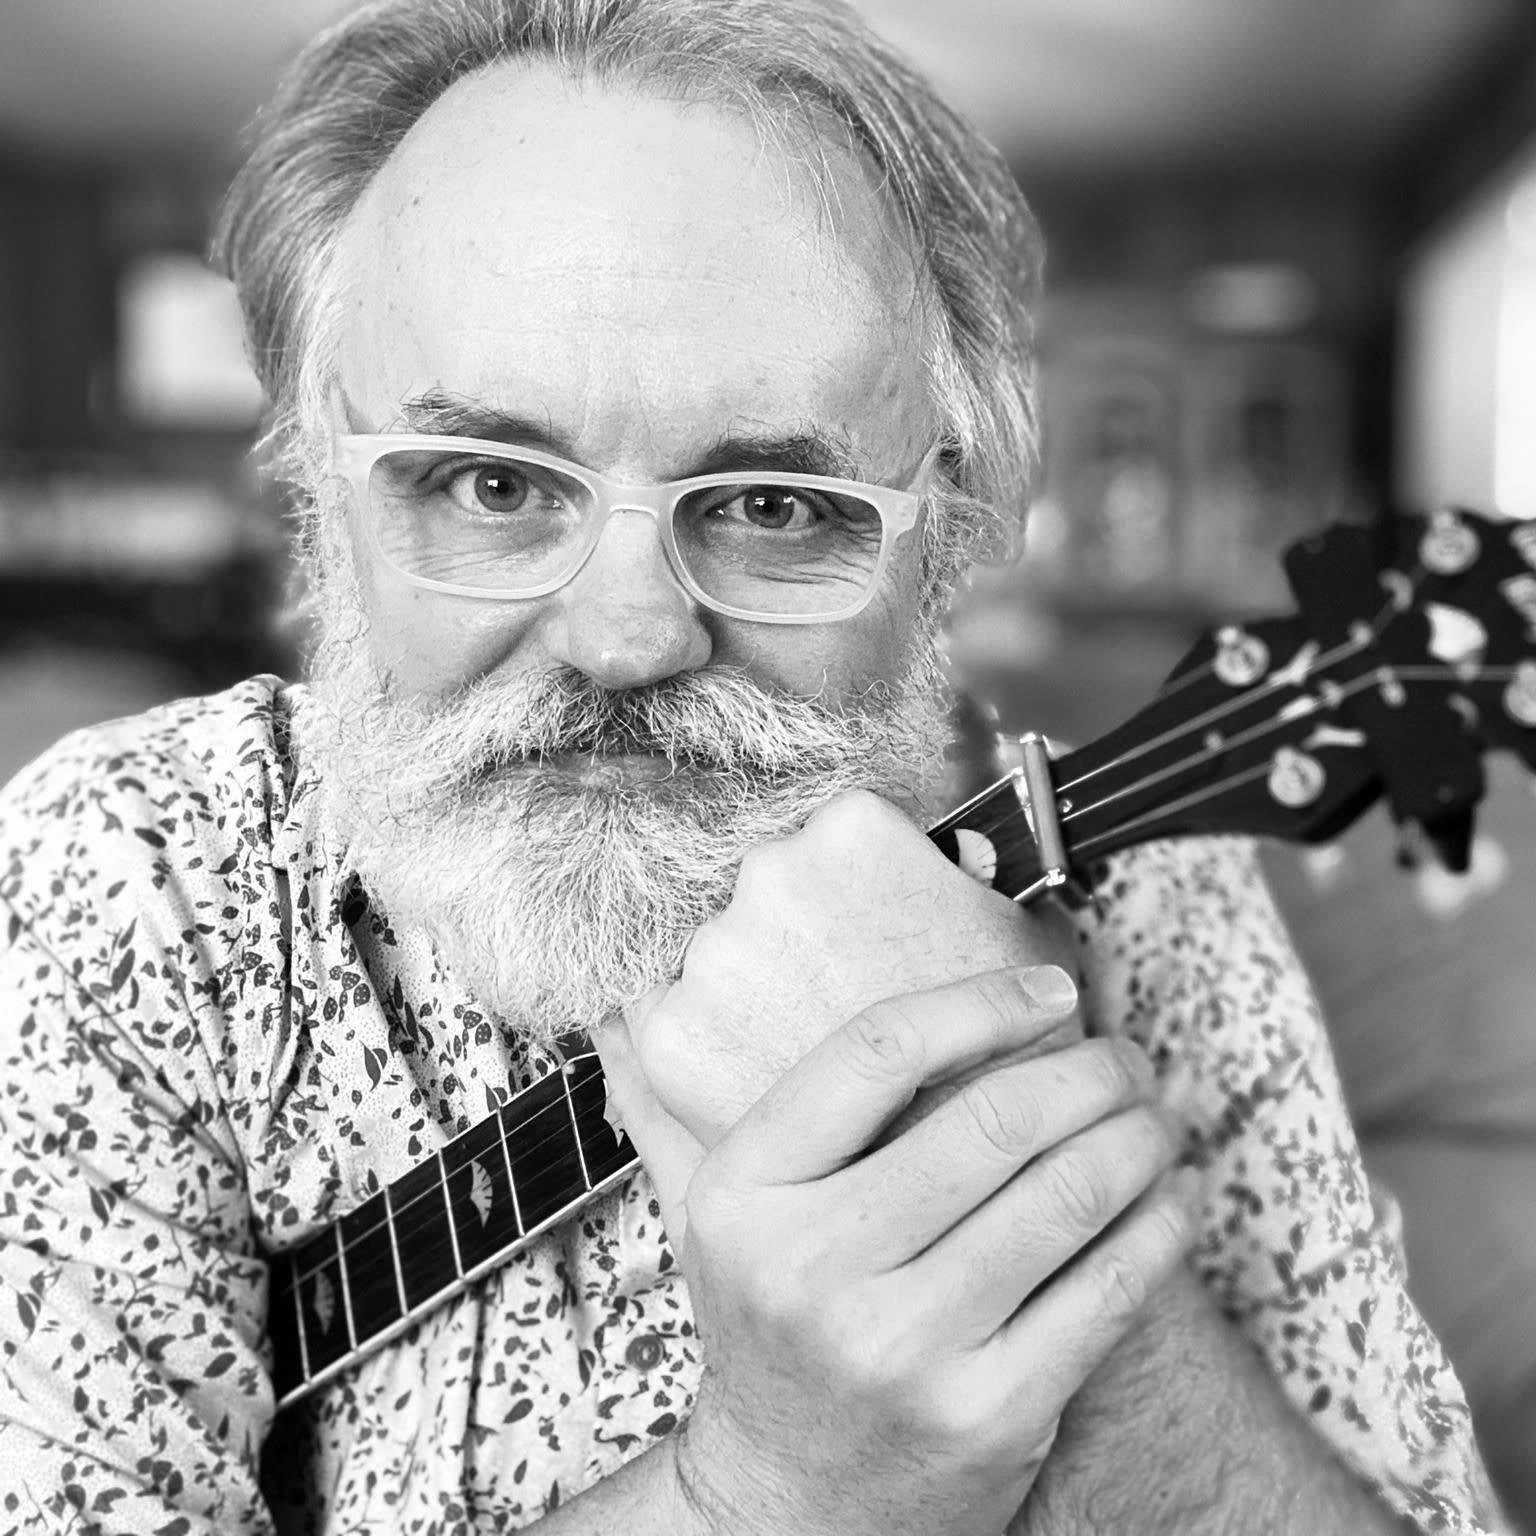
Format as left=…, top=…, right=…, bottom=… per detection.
left=268, top=505, right=1536, bottom=1410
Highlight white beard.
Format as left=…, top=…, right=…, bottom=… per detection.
left=299, top=580, right=955, bottom=1046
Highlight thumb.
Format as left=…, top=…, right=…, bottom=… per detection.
left=594, top=997, right=707, bottom=1251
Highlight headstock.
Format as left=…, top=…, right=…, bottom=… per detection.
left=1051, top=509, right=1536, bottom=879
left=929, top=509, right=1536, bottom=901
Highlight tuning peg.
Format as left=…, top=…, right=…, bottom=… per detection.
left=1394, top=809, right=1476, bottom=874
left=1419, top=509, right=1480, bottom=576
left=1213, top=627, right=1270, bottom=687
left=1422, top=808, right=1476, bottom=875
left=1513, top=522, right=1536, bottom=572
left=1506, top=661, right=1536, bottom=729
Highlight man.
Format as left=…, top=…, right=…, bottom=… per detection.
left=0, top=1, right=1500, bottom=1532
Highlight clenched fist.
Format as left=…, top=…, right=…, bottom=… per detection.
left=621, top=789, right=1079, bottom=1144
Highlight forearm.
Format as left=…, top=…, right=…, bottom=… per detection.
left=1015, top=1269, right=1403, bottom=1536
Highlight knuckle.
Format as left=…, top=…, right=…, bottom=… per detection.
left=937, top=1372, right=1002, bottom=1442
left=1103, top=1037, right=1154, bottom=1093
left=680, top=1168, right=738, bottom=1252
left=736, top=1266, right=797, bottom=1331
left=732, top=835, right=789, bottom=895
left=1128, top=1104, right=1182, bottom=1173
left=1095, top=1245, right=1152, bottom=1320
left=896, top=1374, right=959, bottom=1440
left=807, top=789, right=902, bottom=850
left=1071, top=1040, right=1124, bottom=1100
left=968, top=970, right=1033, bottom=1040
left=774, top=1227, right=827, bottom=1297
left=841, top=999, right=927, bottom=1083
left=743, top=1249, right=812, bottom=1328
left=679, top=915, right=728, bottom=980
left=627, top=1000, right=702, bottom=1106
left=959, top=1073, right=1041, bottom=1159
left=824, top=1296, right=903, bottom=1391
left=632, top=1022, right=688, bottom=1101
left=1149, top=1193, right=1194, bottom=1256
left=1039, top=1150, right=1111, bottom=1232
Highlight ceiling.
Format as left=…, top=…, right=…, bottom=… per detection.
left=0, top=0, right=1524, bottom=177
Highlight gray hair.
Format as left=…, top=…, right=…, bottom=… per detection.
left=213, top=0, right=1045, bottom=589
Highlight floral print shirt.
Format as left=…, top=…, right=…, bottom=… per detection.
left=0, top=678, right=1500, bottom=1534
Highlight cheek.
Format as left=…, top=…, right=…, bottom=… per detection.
left=828, top=527, right=931, bottom=690
left=712, top=551, right=925, bottom=701
left=351, top=540, right=546, bottom=702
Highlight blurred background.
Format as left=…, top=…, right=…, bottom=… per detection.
left=1, top=0, right=1535, bottom=1522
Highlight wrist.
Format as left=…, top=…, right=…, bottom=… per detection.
left=671, top=1410, right=846, bottom=1536
left=667, top=1422, right=747, bottom=1536
left=669, top=1417, right=773, bottom=1536
left=669, top=1422, right=726, bottom=1536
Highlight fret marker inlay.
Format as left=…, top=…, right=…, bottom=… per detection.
left=953, top=827, right=998, bottom=886
left=312, top=1270, right=336, bottom=1336
left=469, top=1160, right=493, bottom=1226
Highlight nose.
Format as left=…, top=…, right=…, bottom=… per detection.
left=543, top=509, right=713, bottom=689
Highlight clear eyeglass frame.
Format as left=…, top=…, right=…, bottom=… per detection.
left=330, top=432, right=943, bottom=624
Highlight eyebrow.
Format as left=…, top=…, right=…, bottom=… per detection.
left=375, top=388, right=865, bottom=481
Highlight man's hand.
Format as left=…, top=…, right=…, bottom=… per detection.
left=622, top=789, right=1079, bottom=1143
left=597, top=968, right=1190, bottom=1536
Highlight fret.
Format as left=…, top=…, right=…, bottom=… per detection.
left=560, top=1065, right=592, bottom=1192
left=500, top=1068, right=590, bottom=1232
left=382, top=1186, right=408, bottom=1317
left=292, top=1279, right=309, bottom=1383
left=290, top=1231, right=351, bottom=1380
left=567, top=1053, right=638, bottom=1185
left=334, top=1223, right=358, bottom=1350
left=500, top=1100, right=525, bottom=1238
left=388, top=1152, right=460, bottom=1311
left=339, top=1190, right=406, bottom=1341
left=441, top=1111, right=524, bottom=1274
left=436, top=1149, right=465, bottom=1279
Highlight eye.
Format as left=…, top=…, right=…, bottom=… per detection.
left=715, top=486, right=828, bottom=532
left=448, top=462, right=532, bottom=516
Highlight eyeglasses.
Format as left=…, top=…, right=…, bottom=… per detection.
left=331, top=433, right=940, bottom=624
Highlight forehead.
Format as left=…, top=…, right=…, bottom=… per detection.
left=330, top=61, right=934, bottom=472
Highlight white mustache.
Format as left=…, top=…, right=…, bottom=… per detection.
left=357, top=665, right=912, bottom=800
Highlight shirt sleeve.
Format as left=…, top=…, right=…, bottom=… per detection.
left=0, top=735, right=276, bottom=1534
left=1079, top=836, right=1505, bottom=1536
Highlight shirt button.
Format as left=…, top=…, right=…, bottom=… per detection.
left=625, top=1333, right=665, bottom=1372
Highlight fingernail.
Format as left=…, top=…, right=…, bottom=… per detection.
left=1019, top=964, right=1078, bottom=1014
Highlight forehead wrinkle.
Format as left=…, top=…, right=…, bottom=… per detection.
left=330, top=63, right=934, bottom=483
left=344, top=67, right=922, bottom=341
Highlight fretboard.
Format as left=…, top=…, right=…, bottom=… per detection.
left=268, top=770, right=1045, bottom=1409
left=268, top=1052, right=638, bottom=1407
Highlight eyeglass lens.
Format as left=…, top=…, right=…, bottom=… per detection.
left=365, top=445, right=887, bottom=616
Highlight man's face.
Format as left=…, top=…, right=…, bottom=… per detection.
left=329, top=61, right=939, bottom=721
left=305, top=63, right=955, bottom=1041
